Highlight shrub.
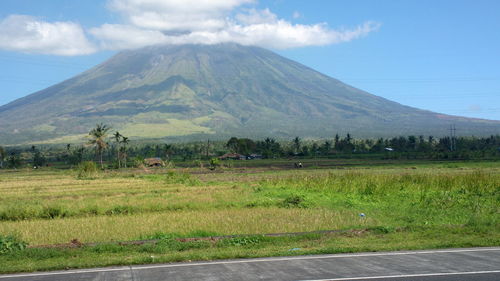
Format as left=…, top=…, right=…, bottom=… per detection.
left=279, top=194, right=309, bottom=208
left=76, top=161, right=99, bottom=179
left=42, top=206, right=68, bottom=219
left=0, top=234, right=28, bottom=254
left=33, top=151, right=47, bottom=167
left=209, top=158, right=220, bottom=170
left=7, top=155, right=22, bottom=169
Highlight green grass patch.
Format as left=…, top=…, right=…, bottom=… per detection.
left=0, top=225, right=498, bottom=273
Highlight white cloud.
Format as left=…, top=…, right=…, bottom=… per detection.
left=236, top=8, right=277, bottom=25
left=0, top=1, right=381, bottom=55
left=108, top=0, right=254, bottom=31
left=92, top=1, right=381, bottom=51
left=292, top=11, right=301, bottom=19
left=0, top=15, right=96, bottom=56
left=92, top=20, right=380, bottom=50
left=89, top=24, right=169, bottom=50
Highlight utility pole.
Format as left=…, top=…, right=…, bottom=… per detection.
left=449, top=124, right=457, bottom=151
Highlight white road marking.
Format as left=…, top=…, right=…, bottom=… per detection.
left=0, top=247, right=498, bottom=279
left=298, top=270, right=500, bottom=281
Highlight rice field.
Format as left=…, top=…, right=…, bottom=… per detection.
left=0, top=161, right=499, bottom=246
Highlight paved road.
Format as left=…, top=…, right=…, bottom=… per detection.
left=1, top=248, right=499, bottom=281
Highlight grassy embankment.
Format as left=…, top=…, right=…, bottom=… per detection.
left=0, top=159, right=498, bottom=273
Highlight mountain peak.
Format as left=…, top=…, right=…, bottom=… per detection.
left=0, top=44, right=499, bottom=144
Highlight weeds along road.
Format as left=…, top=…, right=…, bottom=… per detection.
left=1, top=247, right=499, bottom=281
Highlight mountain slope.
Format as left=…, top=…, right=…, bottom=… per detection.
left=0, top=43, right=499, bottom=144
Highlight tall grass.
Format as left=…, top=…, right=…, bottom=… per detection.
left=0, top=164, right=498, bottom=245
left=0, top=208, right=365, bottom=245
left=258, top=169, right=499, bottom=228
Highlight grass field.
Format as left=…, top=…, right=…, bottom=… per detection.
left=0, top=159, right=499, bottom=272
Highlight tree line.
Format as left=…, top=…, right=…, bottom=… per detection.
left=1, top=124, right=499, bottom=169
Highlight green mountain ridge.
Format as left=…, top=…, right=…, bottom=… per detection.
left=0, top=43, right=499, bottom=144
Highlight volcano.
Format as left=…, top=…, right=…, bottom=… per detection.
left=0, top=43, right=499, bottom=144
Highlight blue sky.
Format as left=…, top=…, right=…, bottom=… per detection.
left=1, top=0, right=499, bottom=120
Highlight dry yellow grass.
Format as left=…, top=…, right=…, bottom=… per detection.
left=0, top=169, right=376, bottom=245
left=1, top=163, right=498, bottom=246
left=0, top=208, right=373, bottom=245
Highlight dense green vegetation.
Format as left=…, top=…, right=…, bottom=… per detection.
left=0, top=159, right=498, bottom=272
left=1, top=134, right=499, bottom=170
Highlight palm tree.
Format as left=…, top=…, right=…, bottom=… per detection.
left=120, top=136, right=129, bottom=168
left=293, top=137, right=301, bottom=154
left=113, top=131, right=122, bottom=168
left=163, top=144, right=173, bottom=160
left=88, top=123, right=111, bottom=169
left=0, top=146, right=5, bottom=169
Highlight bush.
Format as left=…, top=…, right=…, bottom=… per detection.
left=0, top=234, right=27, bottom=254
left=76, top=161, right=99, bottom=179
left=42, top=206, right=68, bottom=219
left=33, top=151, right=46, bottom=167
left=7, top=155, right=22, bottom=169
left=279, top=194, right=309, bottom=208
left=209, top=158, right=220, bottom=170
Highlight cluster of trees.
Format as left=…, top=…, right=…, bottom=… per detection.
left=0, top=123, right=130, bottom=169
left=223, top=134, right=500, bottom=159
left=1, top=126, right=499, bottom=169
left=226, top=137, right=282, bottom=158
left=84, top=123, right=131, bottom=169
left=86, top=123, right=131, bottom=169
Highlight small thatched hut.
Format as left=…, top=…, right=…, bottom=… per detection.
left=144, top=158, right=165, bottom=167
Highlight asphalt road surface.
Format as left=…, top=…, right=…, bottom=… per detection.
left=1, top=247, right=499, bottom=281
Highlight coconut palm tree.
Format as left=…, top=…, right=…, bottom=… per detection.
left=113, top=131, right=122, bottom=168
left=120, top=136, right=129, bottom=168
left=293, top=137, right=301, bottom=154
left=88, top=123, right=111, bottom=169
left=0, top=146, right=5, bottom=169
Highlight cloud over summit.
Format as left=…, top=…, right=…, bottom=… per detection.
left=0, top=0, right=380, bottom=55
left=108, top=0, right=254, bottom=32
